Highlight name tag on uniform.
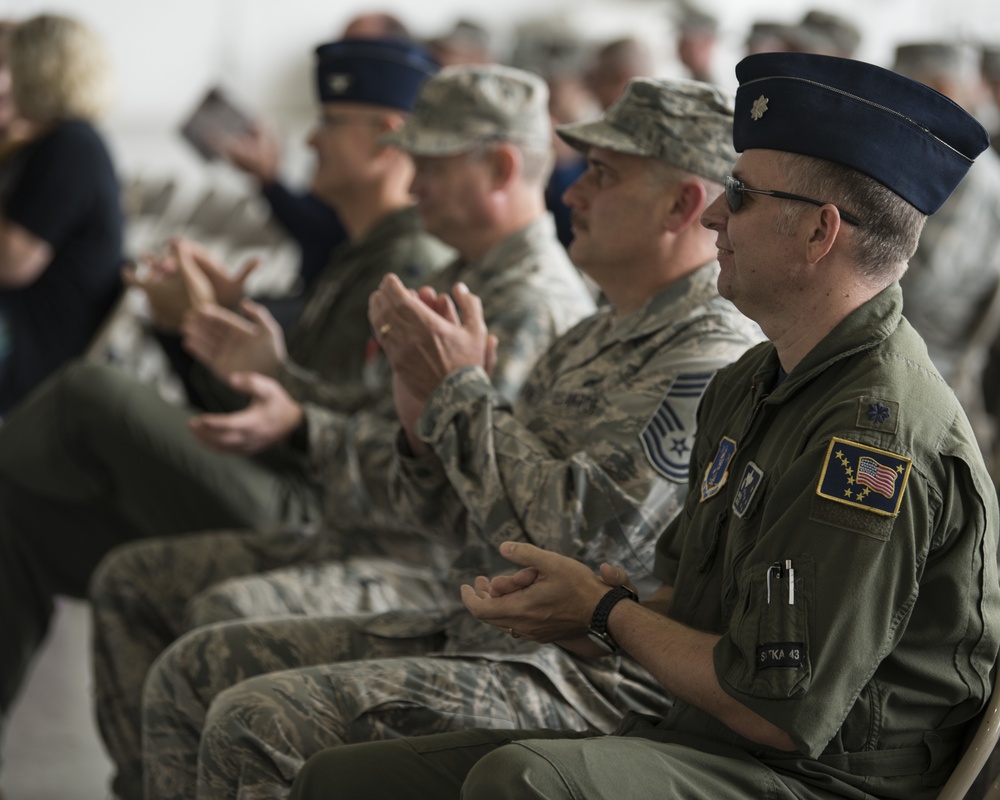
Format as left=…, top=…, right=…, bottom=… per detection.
left=757, top=641, right=805, bottom=669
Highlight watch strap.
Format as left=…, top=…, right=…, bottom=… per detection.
left=588, top=585, right=637, bottom=650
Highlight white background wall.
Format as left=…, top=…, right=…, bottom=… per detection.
left=2, top=0, right=998, bottom=190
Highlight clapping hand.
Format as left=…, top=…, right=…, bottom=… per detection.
left=460, top=541, right=634, bottom=646
left=124, top=239, right=258, bottom=331
left=181, top=298, right=286, bottom=380
left=368, top=274, right=497, bottom=403
left=188, top=371, right=303, bottom=454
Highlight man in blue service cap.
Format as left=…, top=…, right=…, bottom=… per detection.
left=287, top=52, right=1000, bottom=800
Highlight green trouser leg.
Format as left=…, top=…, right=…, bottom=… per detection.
left=288, top=729, right=590, bottom=800
left=0, top=514, right=51, bottom=719
left=0, top=362, right=319, bottom=597
left=289, top=729, right=823, bottom=800
left=0, top=360, right=318, bottom=725
left=0, top=476, right=126, bottom=715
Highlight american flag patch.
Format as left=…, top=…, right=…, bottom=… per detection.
left=640, top=372, right=714, bottom=483
left=816, top=437, right=911, bottom=516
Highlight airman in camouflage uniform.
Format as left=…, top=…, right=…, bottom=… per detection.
left=892, top=43, right=1000, bottom=456
left=134, top=77, right=763, bottom=800
left=90, top=64, right=595, bottom=799
left=0, top=38, right=447, bottom=735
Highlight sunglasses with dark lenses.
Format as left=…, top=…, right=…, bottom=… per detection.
left=724, top=176, right=862, bottom=227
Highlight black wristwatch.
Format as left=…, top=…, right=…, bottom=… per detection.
left=586, top=585, right=638, bottom=654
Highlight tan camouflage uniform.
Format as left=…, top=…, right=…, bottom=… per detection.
left=137, top=260, right=762, bottom=800
left=111, top=70, right=759, bottom=797
left=899, top=147, right=1000, bottom=382
left=91, top=214, right=594, bottom=799
left=92, top=66, right=597, bottom=800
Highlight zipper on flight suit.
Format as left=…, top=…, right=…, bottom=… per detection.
left=740, top=375, right=771, bottom=442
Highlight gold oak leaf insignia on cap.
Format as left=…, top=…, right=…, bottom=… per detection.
left=329, top=74, right=352, bottom=94
left=751, top=95, right=768, bottom=121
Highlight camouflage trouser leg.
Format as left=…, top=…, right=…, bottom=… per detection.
left=142, top=613, right=448, bottom=800
left=190, top=557, right=456, bottom=626
left=193, top=653, right=596, bottom=800
left=89, top=527, right=329, bottom=800
left=92, top=528, right=455, bottom=799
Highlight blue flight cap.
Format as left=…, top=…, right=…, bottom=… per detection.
left=314, top=38, right=438, bottom=111
left=733, top=52, right=990, bottom=214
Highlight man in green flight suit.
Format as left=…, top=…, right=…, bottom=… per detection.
left=288, top=51, right=1000, bottom=800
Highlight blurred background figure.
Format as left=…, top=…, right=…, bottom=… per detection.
left=211, top=11, right=417, bottom=330
left=744, top=9, right=861, bottom=58
left=425, top=18, right=493, bottom=66
left=893, top=41, right=1000, bottom=461
left=744, top=20, right=793, bottom=55
left=585, top=36, right=654, bottom=110
left=673, top=2, right=720, bottom=83
left=0, top=22, right=29, bottom=173
left=781, top=9, right=862, bottom=57
left=545, top=72, right=598, bottom=251
left=981, top=45, right=1000, bottom=154
left=342, top=11, right=409, bottom=39
left=510, top=21, right=599, bottom=251
left=0, top=13, right=123, bottom=416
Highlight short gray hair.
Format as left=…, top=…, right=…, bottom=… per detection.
left=772, top=152, right=926, bottom=282
left=466, top=140, right=555, bottom=188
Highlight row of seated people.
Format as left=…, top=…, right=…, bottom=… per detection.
left=0, top=10, right=999, bottom=800
left=2, top=4, right=999, bottom=447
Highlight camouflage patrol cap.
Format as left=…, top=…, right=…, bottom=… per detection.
left=555, top=77, right=736, bottom=184
left=381, top=64, right=552, bottom=155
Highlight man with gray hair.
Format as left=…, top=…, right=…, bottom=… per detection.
left=130, top=76, right=761, bottom=799
left=91, top=63, right=596, bottom=800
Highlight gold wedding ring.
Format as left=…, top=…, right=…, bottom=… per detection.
left=378, top=323, right=392, bottom=335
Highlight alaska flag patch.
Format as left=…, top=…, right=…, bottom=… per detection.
left=816, top=437, right=912, bottom=517
left=640, top=372, right=714, bottom=483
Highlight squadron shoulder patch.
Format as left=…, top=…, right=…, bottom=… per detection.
left=732, top=461, right=764, bottom=518
left=640, top=372, right=715, bottom=483
left=816, top=437, right=911, bottom=517
left=702, top=435, right=738, bottom=502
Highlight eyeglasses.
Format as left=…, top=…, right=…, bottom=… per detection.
left=724, top=175, right=861, bottom=227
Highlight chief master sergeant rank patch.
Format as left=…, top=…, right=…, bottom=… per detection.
left=640, top=372, right=715, bottom=483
